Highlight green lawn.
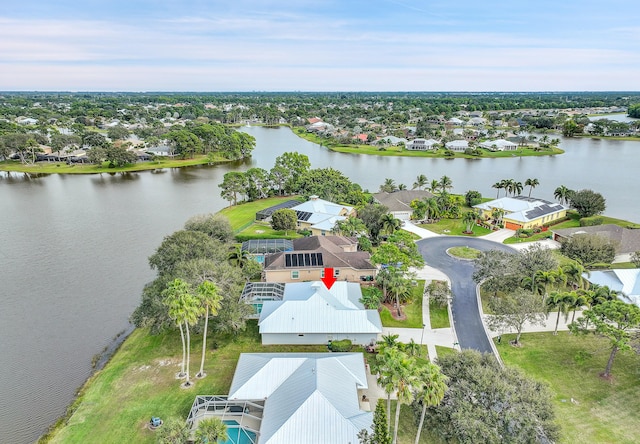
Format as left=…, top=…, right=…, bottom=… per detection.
left=380, top=281, right=424, bottom=328
left=429, top=301, right=450, bottom=329
left=498, top=332, right=640, bottom=444
left=235, top=221, right=303, bottom=241
left=42, top=321, right=326, bottom=444
left=434, top=345, right=459, bottom=359
left=418, top=219, right=492, bottom=237
left=0, top=155, right=229, bottom=174
left=447, top=246, right=481, bottom=259
left=218, top=196, right=299, bottom=230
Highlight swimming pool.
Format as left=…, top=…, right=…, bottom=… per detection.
left=222, top=420, right=258, bottom=444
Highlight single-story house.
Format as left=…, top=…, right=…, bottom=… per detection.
left=468, top=117, right=486, bottom=126
left=375, top=135, right=408, bottom=146
left=263, top=235, right=376, bottom=283
left=290, top=196, right=356, bottom=236
left=258, top=281, right=382, bottom=345
left=474, top=196, right=568, bottom=230
left=479, top=139, right=518, bottom=151
left=186, top=352, right=373, bottom=444
left=585, top=269, right=640, bottom=307
left=373, top=190, right=434, bottom=220
left=447, top=117, right=464, bottom=125
left=552, top=224, right=640, bottom=263
left=445, top=140, right=469, bottom=151
left=406, top=138, right=439, bottom=151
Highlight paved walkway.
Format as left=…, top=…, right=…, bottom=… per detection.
left=402, top=221, right=439, bottom=239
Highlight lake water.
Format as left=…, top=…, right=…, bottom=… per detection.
left=1, top=126, right=639, bottom=442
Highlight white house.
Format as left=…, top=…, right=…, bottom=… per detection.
left=406, top=138, right=439, bottom=151
left=186, top=353, right=373, bottom=444
left=258, top=281, right=382, bottom=345
left=290, top=196, right=355, bottom=236
left=445, top=140, right=469, bottom=151
left=479, top=139, right=518, bottom=151
left=585, top=269, right=640, bottom=308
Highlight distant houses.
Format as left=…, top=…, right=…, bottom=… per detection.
left=405, top=138, right=439, bottom=151
left=479, top=139, right=518, bottom=151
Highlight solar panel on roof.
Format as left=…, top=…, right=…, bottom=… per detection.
left=295, top=211, right=312, bottom=221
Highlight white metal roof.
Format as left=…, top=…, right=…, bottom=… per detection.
left=228, top=353, right=371, bottom=444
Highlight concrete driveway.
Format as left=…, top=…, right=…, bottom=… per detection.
left=416, top=237, right=516, bottom=354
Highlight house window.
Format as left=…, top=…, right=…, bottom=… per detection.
left=321, top=269, right=325, bottom=278
left=334, top=269, right=340, bottom=277
left=291, top=271, right=299, bottom=279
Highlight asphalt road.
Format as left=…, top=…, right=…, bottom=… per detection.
left=416, top=237, right=516, bottom=354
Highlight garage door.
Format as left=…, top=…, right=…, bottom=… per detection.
left=505, top=221, right=522, bottom=230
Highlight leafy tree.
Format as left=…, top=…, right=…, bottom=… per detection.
left=630, top=251, right=640, bottom=267
left=418, top=350, right=559, bottom=444
left=562, top=119, right=580, bottom=137
left=184, top=213, right=234, bottom=243
left=270, top=208, right=297, bottom=234
left=82, top=131, right=108, bottom=148
left=358, top=203, right=389, bottom=244
left=473, top=249, right=520, bottom=296
left=165, top=129, right=203, bottom=158
left=148, top=230, right=222, bottom=275
left=219, top=171, right=247, bottom=206
left=517, top=243, right=559, bottom=290
left=413, top=362, right=448, bottom=444
left=464, top=190, right=482, bottom=207
left=560, top=234, right=617, bottom=265
left=570, top=300, right=640, bottom=377
left=274, top=151, right=310, bottom=194
left=244, top=167, right=271, bottom=201
left=106, top=125, right=129, bottom=141
left=156, top=417, right=191, bottom=444
left=426, top=280, right=452, bottom=307
left=194, top=417, right=228, bottom=444
left=569, top=189, right=606, bottom=217
left=333, top=216, right=367, bottom=237
left=104, top=144, right=138, bottom=167
left=297, top=167, right=366, bottom=204
left=488, top=288, right=546, bottom=345
left=195, top=281, right=222, bottom=378
left=629, top=103, right=640, bottom=118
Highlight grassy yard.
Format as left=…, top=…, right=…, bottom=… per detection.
left=235, top=221, right=302, bottom=241
left=380, top=281, right=424, bottom=328
left=498, top=332, right=640, bottom=444
left=447, top=246, right=481, bottom=259
left=434, top=345, right=458, bottom=359
left=429, top=301, right=450, bottom=329
left=218, top=196, right=299, bottom=230
left=0, top=155, right=229, bottom=174
left=418, top=219, right=493, bottom=237
left=43, top=321, right=326, bottom=444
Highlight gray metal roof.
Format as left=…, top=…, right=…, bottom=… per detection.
left=229, top=353, right=371, bottom=444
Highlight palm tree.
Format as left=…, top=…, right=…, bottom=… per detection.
left=228, top=245, right=250, bottom=268
left=379, top=333, right=401, bottom=349
left=388, top=272, right=412, bottom=317
left=512, top=181, right=524, bottom=196
left=392, top=353, right=417, bottom=444
left=413, top=174, right=428, bottom=190
left=503, top=179, right=515, bottom=196
left=381, top=213, right=401, bottom=235
left=554, top=185, right=574, bottom=205
left=404, top=339, right=421, bottom=357
left=588, top=284, right=620, bottom=306
left=162, top=278, right=195, bottom=379
left=194, top=417, right=228, bottom=444
left=424, top=198, right=441, bottom=221
left=524, top=178, right=539, bottom=197
left=414, top=363, right=448, bottom=444
left=535, top=270, right=557, bottom=299
left=563, top=262, right=589, bottom=290
left=195, top=280, right=223, bottom=379
left=462, top=210, right=478, bottom=233
left=334, top=216, right=367, bottom=237
left=569, top=291, right=589, bottom=324
left=374, top=346, right=400, bottom=433
left=157, top=418, right=191, bottom=443
left=428, top=179, right=440, bottom=194
left=546, top=291, right=572, bottom=335
left=438, top=175, right=453, bottom=194
left=380, top=178, right=397, bottom=193
left=491, top=208, right=505, bottom=226
left=491, top=181, right=503, bottom=199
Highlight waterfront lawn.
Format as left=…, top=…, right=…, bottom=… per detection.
left=0, top=155, right=227, bottom=174
left=379, top=281, right=424, bottom=328
left=419, top=219, right=492, bottom=237
left=498, top=332, right=640, bottom=444
left=429, top=301, right=450, bottom=329
left=235, top=221, right=303, bottom=241
left=218, top=196, right=299, bottom=230
left=43, top=321, right=326, bottom=444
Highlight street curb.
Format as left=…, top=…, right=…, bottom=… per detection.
left=476, top=282, right=504, bottom=367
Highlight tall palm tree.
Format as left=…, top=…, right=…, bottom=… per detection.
left=569, top=291, right=589, bottom=324
left=194, top=417, right=228, bottom=444
left=491, top=181, right=503, bottom=199
left=535, top=270, right=557, bottom=299
left=392, top=353, right=417, bottom=444
left=438, top=175, right=453, bottom=194
left=512, top=181, right=524, bottom=196
left=428, top=179, right=440, bottom=194
left=524, top=178, right=539, bottom=197
left=388, top=272, right=410, bottom=317
left=375, top=346, right=400, bottom=433
left=554, top=185, right=574, bottom=205
left=563, top=262, right=589, bottom=290
left=228, top=245, right=250, bottom=268
left=195, top=280, right=223, bottom=379
left=414, top=363, right=448, bottom=444
left=413, top=174, right=428, bottom=190
left=380, top=178, right=397, bottom=193
left=546, top=291, right=572, bottom=335
left=398, top=183, right=407, bottom=191
left=424, top=197, right=441, bottom=221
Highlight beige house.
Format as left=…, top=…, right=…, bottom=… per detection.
left=373, top=190, right=434, bottom=220
left=263, top=236, right=376, bottom=283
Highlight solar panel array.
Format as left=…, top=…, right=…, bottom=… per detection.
left=295, top=210, right=313, bottom=221
left=284, top=252, right=324, bottom=267
left=524, top=203, right=564, bottom=220
left=255, top=200, right=300, bottom=220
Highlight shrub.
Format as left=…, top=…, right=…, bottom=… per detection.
left=329, top=339, right=353, bottom=352
left=560, top=234, right=617, bottom=265
left=580, top=216, right=604, bottom=226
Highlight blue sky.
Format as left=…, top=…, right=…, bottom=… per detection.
left=1, top=0, right=639, bottom=91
